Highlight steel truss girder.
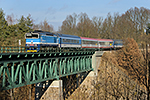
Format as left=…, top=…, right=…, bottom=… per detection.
left=0, top=55, right=93, bottom=90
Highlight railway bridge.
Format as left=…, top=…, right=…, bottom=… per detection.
left=0, top=46, right=103, bottom=99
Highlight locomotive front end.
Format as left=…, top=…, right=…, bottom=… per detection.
left=25, top=32, right=40, bottom=52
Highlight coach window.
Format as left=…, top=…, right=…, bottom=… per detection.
left=93, top=41, right=96, bottom=45
left=67, top=39, right=70, bottom=43
left=92, top=41, right=94, bottom=45
left=85, top=40, right=88, bottom=44
left=88, top=41, right=91, bottom=45
left=83, top=40, right=86, bottom=44
left=86, top=40, right=88, bottom=44
left=73, top=40, right=76, bottom=43
left=65, top=39, right=67, bottom=43
left=105, top=42, right=109, bottom=45
left=63, top=39, right=65, bottom=43
left=92, top=41, right=94, bottom=44
left=100, top=42, right=105, bottom=45
left=85, top=40, right=87, bottom=44
left=69, top=39, right=71, bottom=43
left=89, top=41, right=90, bottom=44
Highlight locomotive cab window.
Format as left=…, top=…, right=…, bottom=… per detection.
left=25, top=33, right=39, bottom=39
left=32, top=34, right=39, bottom=38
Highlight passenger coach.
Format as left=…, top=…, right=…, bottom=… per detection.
left=81, top=37, right=98, bottom=48
left=98, top=39, right=113, bottom=49
left=57, top=33, right=81, bottom=48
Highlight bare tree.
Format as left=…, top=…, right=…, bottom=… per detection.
left=77, top=12, right=96, bottom=38
left=6, top=14, right=14, bottom=26
left=92, top=16, right=103, bottom=38
left=114, top=38, right=149, bottom=99
left=91, top=39, right=148, bottom=99
left=60, top=13, right=77, bottom=35
left=100, top=13, right=113, bottom=39
left=33, top=20, right=54, bottom=32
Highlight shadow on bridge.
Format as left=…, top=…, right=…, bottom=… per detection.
left=35, top=71, right=90, bottom=100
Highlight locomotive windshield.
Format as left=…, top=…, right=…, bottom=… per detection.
left=25, top=33, right=39, bottom=39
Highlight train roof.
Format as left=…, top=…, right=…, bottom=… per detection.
left=97, top=39, right=113, bottom=42
left=57, top=33, right=80, bottom=39
left=30, top=30, right=57, bottom=36
left=113, top=39, right=122, bottom=41
left=80, top=37, right=98, bottom=41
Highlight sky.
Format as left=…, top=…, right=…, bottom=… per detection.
left=0, top=0, right=150, bottom=31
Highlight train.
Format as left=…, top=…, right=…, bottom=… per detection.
left=25, top=30, right=123, bottom=52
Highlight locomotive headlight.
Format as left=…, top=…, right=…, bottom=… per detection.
left=34, top=44, right=37, bottom=47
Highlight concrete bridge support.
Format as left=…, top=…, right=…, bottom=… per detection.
left=67, top=51, right=103, bottom=99
left=88, top=51, right=103, bottom=77
left=39, top=80, right=63, bottom=100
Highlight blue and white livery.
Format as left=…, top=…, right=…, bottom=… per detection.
left=25, top=30, right=123, bottom=52
left=25, top=30, right=58, bottom=52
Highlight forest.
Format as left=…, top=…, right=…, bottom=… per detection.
left=0, top=7, right=150, bottom=46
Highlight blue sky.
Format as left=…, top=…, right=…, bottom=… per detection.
left=0, top=0, right=150, bottom=31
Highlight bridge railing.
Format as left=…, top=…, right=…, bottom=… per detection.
left=0, top=46, right=101, bottom=53
left=0, top=46, right=26, bottom=53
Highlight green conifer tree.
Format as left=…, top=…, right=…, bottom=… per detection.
left=0, top=8, right=8, bottom=45
left=17, top=16, right=28, bottom=34
left=17, top=15, right=33, bottom=46
left=26, top=14, right=33, bottom=32
left=17, top=15, right=33, bottom=33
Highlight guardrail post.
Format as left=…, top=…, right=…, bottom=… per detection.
left=5, top=47, right=7, bottom=53
left=0, top=47, right=3, bottom=53
left=9, top=47, right=11, bottom=53
left=19, top=46, right=20, bottom=53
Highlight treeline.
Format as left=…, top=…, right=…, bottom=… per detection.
left=60, top=7, right=150, bottom=44
left=1, top=7, right=150, bottom=46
